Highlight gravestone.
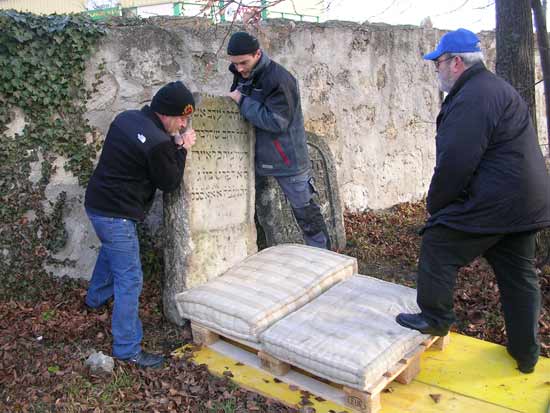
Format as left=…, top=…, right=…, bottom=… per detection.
left=255, top=132, right=346, bottom=250
left=163, top=94, right=257, bottom=325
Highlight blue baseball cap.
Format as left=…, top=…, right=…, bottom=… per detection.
left=423, top=28, right=481, bottom=60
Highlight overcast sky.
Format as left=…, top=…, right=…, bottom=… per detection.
left=324, top=0, right=496, bottom=32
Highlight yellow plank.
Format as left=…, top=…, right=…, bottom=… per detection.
left=173, top=345, right=346, bottom=412
left=173, top=344, right=520, bottom=413
left=380, top=381, right=519, bottom=413
left=418, top=333, right=550, bottom=413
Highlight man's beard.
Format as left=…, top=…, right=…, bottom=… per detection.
left=437, top=72, right=454, bottom=93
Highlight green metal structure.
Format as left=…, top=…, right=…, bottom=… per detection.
left=85, top=1, right=320, bottom=23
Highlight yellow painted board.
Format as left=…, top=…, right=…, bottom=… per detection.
left=174, top=344, right=520, bottom=413
left=418, top=333, right=550, bottom=413
left=380, top=381, right=519, bottom=413
left=174, top=344, right=348, bottom=412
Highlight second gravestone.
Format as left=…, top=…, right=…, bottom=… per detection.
left=163, top=94, right=257, bottom=325
left=255, top=132, right=346, bottom=250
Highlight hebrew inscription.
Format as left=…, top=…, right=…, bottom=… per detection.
left=185, top=97, right=254, bottom=231
left=163, top=94, right=257, bottom=325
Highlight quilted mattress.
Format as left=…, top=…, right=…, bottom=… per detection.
left=260, top=274, right=427, bottom=389
left=175, top=244, right=358, bottom=342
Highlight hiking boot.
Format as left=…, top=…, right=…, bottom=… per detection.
left=123, top=351, right=164, bottom=369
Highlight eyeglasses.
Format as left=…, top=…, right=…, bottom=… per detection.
left=434, top=55, right=454, bottom=69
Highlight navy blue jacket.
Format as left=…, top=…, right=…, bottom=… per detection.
left=230, top=52, right=310, bottom=177
left=85, top=106, right=186, bottom=221
left=426, top=62, right=550, bottom=233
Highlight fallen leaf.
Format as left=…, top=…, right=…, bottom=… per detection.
left=429, top=394, right=442, bottom=403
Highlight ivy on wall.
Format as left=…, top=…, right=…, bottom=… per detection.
left=0, top=10, right=105, bottom=298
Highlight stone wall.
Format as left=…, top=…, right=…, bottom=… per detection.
left=26, top=18, right=547, bottom=279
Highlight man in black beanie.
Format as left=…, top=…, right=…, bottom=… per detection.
left=227, top=31, right=330, bottom=249
left=84, top=81, right=196, bottom=368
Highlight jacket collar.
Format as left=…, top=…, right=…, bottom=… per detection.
left=141, top=105, right=167, bottom=133
left=229, top=49, right=271, bottom=81
left=446, top=61, right=487, bottom=99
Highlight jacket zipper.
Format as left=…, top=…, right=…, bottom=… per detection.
left=273, top=139, right=291, bottom=166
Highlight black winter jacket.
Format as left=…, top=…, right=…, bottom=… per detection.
left=425, top=62, right=550, bottom=233
left=85, top=106, right=186, bottom=221
left=230, top=52, right=310, bottom=177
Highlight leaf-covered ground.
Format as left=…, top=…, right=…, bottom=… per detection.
left=1, top=200, right=548, bottom=412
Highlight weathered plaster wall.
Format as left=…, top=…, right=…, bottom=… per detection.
left=25, top=18, right=547, bottom=278
left=85, top=19, right=547, bottom=210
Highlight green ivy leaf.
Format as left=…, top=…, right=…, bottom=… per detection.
left=0, top=10, right=106, bottom=278
left=47, top=365, right=60, bottom=373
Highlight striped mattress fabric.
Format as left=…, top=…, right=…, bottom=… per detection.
left=260, top=274, right=427, bottom=390
left=175, top=244, right=358, bottom=342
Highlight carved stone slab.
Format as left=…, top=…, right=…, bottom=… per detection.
left=163, top=94, right=257, bottom=325
left=256, top=132, right=346, bottom=250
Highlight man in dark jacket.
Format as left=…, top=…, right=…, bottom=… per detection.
left=226, top=31, right=330, bottom=249
left=85, top=81, right=197, bottom=368
left=396, top=29, right=550, bottom=374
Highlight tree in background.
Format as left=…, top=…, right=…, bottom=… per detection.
left=532, top=0, right=550, bottom=149
left=495, top=0, right=537, bottom=130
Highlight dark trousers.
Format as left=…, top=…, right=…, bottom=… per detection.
left=417, top=225, right=541, bottom=365
left=256, top=172, right=330, bottom=249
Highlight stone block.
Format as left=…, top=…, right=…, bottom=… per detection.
left=163, top=94, right=257, bottom=325
left=256, top=132, right=346, bottom=250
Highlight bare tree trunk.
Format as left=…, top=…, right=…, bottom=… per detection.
left=495, top=0, right=537, bottom=130
left=532, top=0, right=550, bottom=150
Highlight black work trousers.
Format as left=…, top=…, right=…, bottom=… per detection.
left=417, top=225, right=541, bottom=366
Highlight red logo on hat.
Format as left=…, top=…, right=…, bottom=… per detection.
left=183, top=104, right=194, bottom=116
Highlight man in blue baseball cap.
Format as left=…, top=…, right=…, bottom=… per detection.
left=396, top=28, right=550, bottom=374
left=422, top=28, right=482, bottom=92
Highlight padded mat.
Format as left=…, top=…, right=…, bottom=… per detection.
left=176, top=244, right=357, bottom=342
left=261, top=274, right=427, bottom=389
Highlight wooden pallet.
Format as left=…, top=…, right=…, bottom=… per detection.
left=340, top=335, right=449, bottom=412
left=190, top=322, right=450, bottom=413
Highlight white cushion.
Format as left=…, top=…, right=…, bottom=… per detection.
left=260, top=275, right=427, bottom=390
left=175, top=244, right=357, bottom=342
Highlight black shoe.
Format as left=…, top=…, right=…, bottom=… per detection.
left=83, top=297, right=112, bottom=313
left=517, top=361, right=535, bottom=374
left=506, top=347, right=536, bottom=374
left=396, top=313, right=448, bottom=336
left=122, top=351, right=164, bottom=368
left=83, top=302, right=106, bottom=313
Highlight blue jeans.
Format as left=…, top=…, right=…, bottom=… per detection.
left=86, top=210, right=143, bottom=359
left=275, top=171, right=329, bottom=249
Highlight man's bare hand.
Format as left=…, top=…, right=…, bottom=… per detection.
left=228, top=89, right=242, bottom=104
left=181, top=129, right=196, bottom=150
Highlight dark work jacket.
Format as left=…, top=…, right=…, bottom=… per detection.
left=85, top=106, right=186, bottom=221
left=425, top=62, right=550, bottom=233
left=229, top=51, right=310, bottom=177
